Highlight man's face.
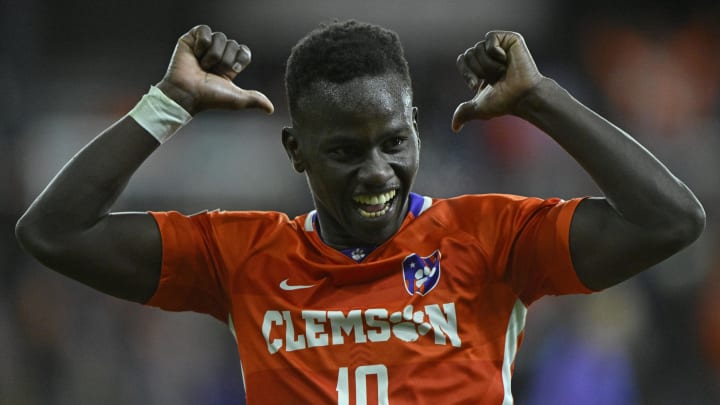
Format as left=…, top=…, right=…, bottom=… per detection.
left=285, top=74, right=420, bottom=248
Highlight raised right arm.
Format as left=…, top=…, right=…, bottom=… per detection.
left=15, top=25, right=273, bottom=303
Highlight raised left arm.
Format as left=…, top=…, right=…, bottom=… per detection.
left=452, top=31, right=705, bottom=290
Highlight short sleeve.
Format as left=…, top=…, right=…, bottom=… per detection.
left=506, top=197, right=593, bottom=305
left=144, top=211, right=229, bottom=323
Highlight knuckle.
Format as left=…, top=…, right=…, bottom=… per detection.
left=472, top=45, right=485, bottom=59
left=192, top=24, right=211, bottom=35
left=211, top=31, right=227, bottom=44
left=198, top=35, right=211, bottom=47
left=236, top=53, right=251, bottom=66
left=455, top=53, right=465, bottom=66
left=203, top=51, right=221, bottom=65
left=233, top=45, right=251, bottom=67
left=239, top=44, right=251, bottom=58
left=194, top=26, right=211, bottom=41
left=463, top=50, right=476, bottom=66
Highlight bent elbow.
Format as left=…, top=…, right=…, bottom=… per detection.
left=16, top=214, right=39, bottom=256
left=668, top=200, right=706, bottom=249
left=15, top=213, right=61, bottom=261
left=683, top=201, right=706, bottom=243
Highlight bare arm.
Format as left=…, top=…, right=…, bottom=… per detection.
left=15, top=25, right=273, bottom=303
left=452, top=31, right=705, bottom=290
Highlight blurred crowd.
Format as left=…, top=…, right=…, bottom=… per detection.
left=1, top=0, right=719, bottom=404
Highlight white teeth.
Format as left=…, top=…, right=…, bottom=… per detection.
left=353, top=190, right=397, bottom=206
left=358, top=205, right=391, bottom=218
left=353, top=190, right=397, bottom=218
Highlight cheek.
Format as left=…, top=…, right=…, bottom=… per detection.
left=403, top=162, right=419, bottom=183
left=309, top=168, right=347, bottom=200
left=395, top=148, right=420, bottom=178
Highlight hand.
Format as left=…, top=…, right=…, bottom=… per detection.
left=451, top=31, right=543, bottom=132
left=156, top=25, right=274, bottom=115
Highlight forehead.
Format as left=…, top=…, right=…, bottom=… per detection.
left=295, top=74, right=413, bottom=132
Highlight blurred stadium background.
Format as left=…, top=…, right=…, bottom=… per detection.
left=1, top=0, right=719, bottom=403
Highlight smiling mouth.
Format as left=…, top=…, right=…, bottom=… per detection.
left=353, top=190, right=397, bottom=218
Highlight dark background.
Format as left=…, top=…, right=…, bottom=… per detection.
left=2, top=0, right=719, bottom=403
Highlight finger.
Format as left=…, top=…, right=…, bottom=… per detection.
left=200, top=32, right=227, bottom=71
left=208, top=82, right=274, bottom=114
left=191, top=25, right=212, bottom=58
left=473, top=44, right=506, bottom=84
left=236, top=89, right=275, bottom=114
left=485, top=32, right=508, bottom=64
left=215, top=39, right=241, bottom=79
left=451, top=100, right=478, bottom=133
left=231, top=45, right=252, bottom=74
left=456, top=52, right=481, bottom=91
left=463, top=45, right=486, bottom=81
left=226, top=86, right=275, bottom=114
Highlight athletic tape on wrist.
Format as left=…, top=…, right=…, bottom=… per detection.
left=128, top=85, right=192, bottom=144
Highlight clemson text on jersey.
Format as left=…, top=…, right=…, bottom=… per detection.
left=261, top=302, right=460, bottom=354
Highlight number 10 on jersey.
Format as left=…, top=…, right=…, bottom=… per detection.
left=337, top=364, right=389, bottom=405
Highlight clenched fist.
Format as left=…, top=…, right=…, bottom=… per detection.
left=451, top=31, right=543, bottom=132
left=156, top=25, right=274, bottom=116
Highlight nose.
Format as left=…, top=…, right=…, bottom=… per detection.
left=357, top=149, right=394, bottom=186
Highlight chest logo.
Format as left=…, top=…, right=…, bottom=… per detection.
left=279, top=278, right=316, bottom=291
left=402, top=250, right=441, bottom=296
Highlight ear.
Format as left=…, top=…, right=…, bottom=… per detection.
left=282, top=127, right=305, bottom=173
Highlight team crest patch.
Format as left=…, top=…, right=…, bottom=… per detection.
left=402, top=250, right=441, bottom=296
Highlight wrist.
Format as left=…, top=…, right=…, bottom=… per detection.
left=155, top=79, right=200, bottom=116
left=127, top=85, right=192, bottom=144
left=512, top=77, right=564, bottom=121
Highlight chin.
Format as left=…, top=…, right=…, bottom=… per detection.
left=351, top=219, right=397, bottom=245
left=348, top=199, right=408, bottom=245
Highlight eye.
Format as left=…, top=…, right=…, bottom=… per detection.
left=383, top=136, right=407, bottom=151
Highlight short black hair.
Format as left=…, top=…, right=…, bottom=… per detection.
left=285, top=20, right=411, bottom=120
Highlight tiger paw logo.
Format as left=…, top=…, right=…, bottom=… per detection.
left=389, top=305, right=433, bottom=342
left=402, top=250, right=441, bottom=296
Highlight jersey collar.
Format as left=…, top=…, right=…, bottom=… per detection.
left=303, top=192, right=432, bottom=233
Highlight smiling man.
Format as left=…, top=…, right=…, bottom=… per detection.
left=282, top=25, right=421, bottom=249
left=284, top=75, right=418, bottom=248
left=16, top=21, right=704, bottom=404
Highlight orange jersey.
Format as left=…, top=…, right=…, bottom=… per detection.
left=146, top=194, right=592, bottom=404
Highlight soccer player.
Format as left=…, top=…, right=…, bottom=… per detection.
left=16, top=21, right=705, bottom=404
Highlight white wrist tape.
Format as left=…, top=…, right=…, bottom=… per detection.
left=128, top=85, right=192, bottom=144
